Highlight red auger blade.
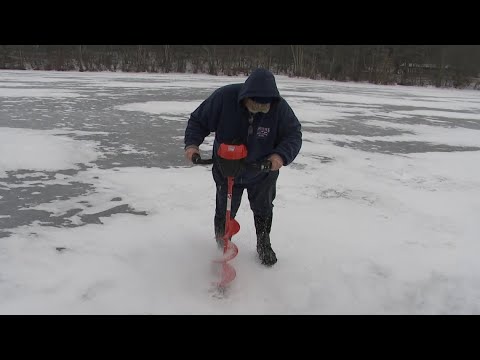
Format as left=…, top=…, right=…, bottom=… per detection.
left=215, top=262, right=237, bottom=288
left=212, top=240, right=239, bottom=263
left=224, top=218, right=240, bottom=239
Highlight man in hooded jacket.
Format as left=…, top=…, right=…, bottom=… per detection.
left=184, top=68, right=302, bottom=266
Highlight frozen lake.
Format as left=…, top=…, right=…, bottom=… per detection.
left=1, top=70, right=480, bottom=314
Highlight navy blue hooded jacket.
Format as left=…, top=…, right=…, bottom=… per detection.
left=184, top=68, right=302, bottom=184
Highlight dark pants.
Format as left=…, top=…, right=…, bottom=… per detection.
left=213, top=168, right=279, bottom=238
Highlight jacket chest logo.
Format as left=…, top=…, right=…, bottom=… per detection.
left=257, top=127, right=270, bottom=138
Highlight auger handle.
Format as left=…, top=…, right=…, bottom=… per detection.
left=248, top=160, right=272, bottom=172
left=191, top=153, right=214, bottom=165
left=192, top=155, right=271, bottom=173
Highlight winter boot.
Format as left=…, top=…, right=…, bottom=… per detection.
left=254, top=214, right=277, bottom=266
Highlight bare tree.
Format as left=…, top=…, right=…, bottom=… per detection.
left=290, top=45, right=304, bottom=77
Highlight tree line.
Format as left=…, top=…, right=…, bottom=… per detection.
left=1, top=45, right=479, bottom=89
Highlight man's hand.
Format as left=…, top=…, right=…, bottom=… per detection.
left=185, top=146, right=200, bottom=162
left=268, top=154, right=284, bottom=171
